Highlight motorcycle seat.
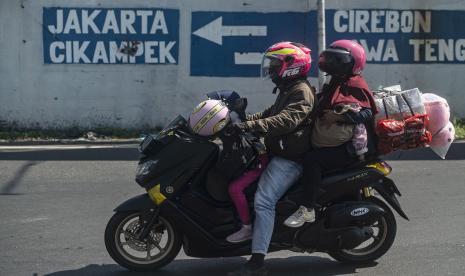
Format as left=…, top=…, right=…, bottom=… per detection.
left=283, top=158, right=382, bottom=197
left=322, top=157, right=380, bottom=177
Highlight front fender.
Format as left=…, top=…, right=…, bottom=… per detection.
left=373, top=177, right=409, bottom=220
left=113, top=194, right=156, bottom=212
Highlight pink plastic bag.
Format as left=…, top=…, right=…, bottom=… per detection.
left=422, top=93, right=450, bottom=135
left=429, top=121, right=455, bottom=159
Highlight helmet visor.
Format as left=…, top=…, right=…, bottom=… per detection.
left=318, top=48, right=355, bottom=75
left=260, top=55, right=282, bottom=79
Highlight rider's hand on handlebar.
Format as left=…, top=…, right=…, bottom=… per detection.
left=232, top=122, right=247, bottom=133
left=224, top=122, right=247, bottom=136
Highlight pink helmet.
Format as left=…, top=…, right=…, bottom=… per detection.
left=318, top=40, right=366, bottom=76
left=260, top=42, right=311, bottom=82
left=188, top=99, right=230, bottom=136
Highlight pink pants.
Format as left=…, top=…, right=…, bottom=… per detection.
left=228, top=154, right=269, bottom=225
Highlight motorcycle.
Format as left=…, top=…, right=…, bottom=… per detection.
left=104, top=113, right=409, bottom=272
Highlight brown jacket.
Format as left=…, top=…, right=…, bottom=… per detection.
left=243, top=80, right=315, bottom=162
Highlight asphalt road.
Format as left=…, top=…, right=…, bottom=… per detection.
left=0, top=145, right=465, bottom=276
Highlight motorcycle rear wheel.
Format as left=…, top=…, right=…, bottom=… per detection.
left=104, top=211, right=182, bottom=271
left=328, top=197, right=397, bottom=264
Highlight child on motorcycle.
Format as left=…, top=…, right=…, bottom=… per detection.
left=205, top=90, right=270, bottom=243
left=226, top=138, right=269, bottom=243
left=334, top=102, right=369, bottom=160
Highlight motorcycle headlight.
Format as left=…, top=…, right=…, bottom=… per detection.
left=135, top=159, right=159, bottom=180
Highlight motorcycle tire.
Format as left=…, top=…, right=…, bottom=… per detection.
left=105, top=211, right=182, bottom=271
left=328, top=197, right=397, bottom=264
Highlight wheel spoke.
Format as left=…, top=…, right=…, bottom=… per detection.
left=146, top=248, right=151, bottom=260
left=124, top=230, right=138, bottom=240
left=155, top=243, right=164, bottom=253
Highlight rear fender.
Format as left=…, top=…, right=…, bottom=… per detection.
left=373, top=178, right=409, bottom=220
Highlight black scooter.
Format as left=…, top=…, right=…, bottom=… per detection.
left=104, top=113, right=408, bottom=272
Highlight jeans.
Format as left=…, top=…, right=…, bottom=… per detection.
left=251, top=156, right=302, bottom=255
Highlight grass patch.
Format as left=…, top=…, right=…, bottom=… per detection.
left=0, top=127, right=162, bottom=141
left=453, top=118, right=465, bottom=140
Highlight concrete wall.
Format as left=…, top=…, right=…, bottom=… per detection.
left=1, top=0, right=464, bottom=129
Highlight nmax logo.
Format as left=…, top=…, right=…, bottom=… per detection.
left=351, top=207, right=370, bottom=217
left=282, top=67, right=300, bottom=77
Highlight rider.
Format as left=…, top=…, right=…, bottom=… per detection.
left=228, top=42, right=315, bottom=276
left=284, top=40, right=378, bottom=228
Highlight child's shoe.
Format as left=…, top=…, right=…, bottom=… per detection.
left=226, top=224, right=253, bottom=243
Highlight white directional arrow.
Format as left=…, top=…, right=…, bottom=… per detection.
left=193, top=17, right=267, bottom=45
left=234, top=52, right=263, bottom=64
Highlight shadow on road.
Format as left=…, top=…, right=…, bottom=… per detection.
left=0, top=148, right=138, bottom=161
left=0, top=161, right=40, bottom=194
left=43, top=256, right=377, bottom=276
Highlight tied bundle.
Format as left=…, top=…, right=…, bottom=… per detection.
left=373, top=86, right=454, bottom=158
left=376, top=115, right=432, bottom=155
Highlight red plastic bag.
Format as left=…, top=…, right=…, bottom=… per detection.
left=376, top=115, right=432, bottom=155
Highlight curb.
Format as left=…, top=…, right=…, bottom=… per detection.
left=0, top=138, right=463, bottom=146
left=0, top=139, right=140, bottom=146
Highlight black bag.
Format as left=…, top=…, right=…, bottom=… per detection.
left=215, top=133, right=257, bottom=182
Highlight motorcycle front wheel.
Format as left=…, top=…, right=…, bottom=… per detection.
left=104, top=211, right=182, bottom=271
left=328, top=197, right=397, bottom=264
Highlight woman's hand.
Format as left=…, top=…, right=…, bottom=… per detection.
left=320, top=110, right=345, bottom=126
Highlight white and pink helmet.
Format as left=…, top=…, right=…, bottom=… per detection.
left=188, top=99, right=230, bottom=136
left=318, top=40, right=366, bottom=76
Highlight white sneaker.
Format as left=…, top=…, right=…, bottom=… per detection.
left=226, top=224, right=253, bottom=243
left=284, top=206, right=315, bottom=228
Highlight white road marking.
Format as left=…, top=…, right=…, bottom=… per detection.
left=19, top=216, right=50, bottom=223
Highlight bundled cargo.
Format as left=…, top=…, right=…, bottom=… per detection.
left=374, top=88, right=426, bottom=123
left=376, top=114, right=432, bottom=155
left=374, top=86, right=430, bottom=155
left=373, top=86, right=455, bottom=158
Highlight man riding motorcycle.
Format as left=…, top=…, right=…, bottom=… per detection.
left=228, top=41, right=315, bottom=276
left=104, top=40, right=407, bottom=275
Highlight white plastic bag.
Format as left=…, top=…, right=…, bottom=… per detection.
left=401, top=88, right=426, bottom=116
left=374, top=87, right=425, bottom=123
left=374, top=98, right=387, bottom=123
left=396, top=94, right=412, bottom=119
left=429, top=121, right=455, bottom=159
left=384, top=95, right=403, bottom=121
left=380, top=85, right=402, bottom=93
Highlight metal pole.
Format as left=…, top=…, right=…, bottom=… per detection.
left=317, top=0, right=326, bottom=90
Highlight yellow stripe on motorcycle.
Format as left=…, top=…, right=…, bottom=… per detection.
left=148, top=184, right=166, bottom=205
left=366, top=162, right=392, bottom=176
